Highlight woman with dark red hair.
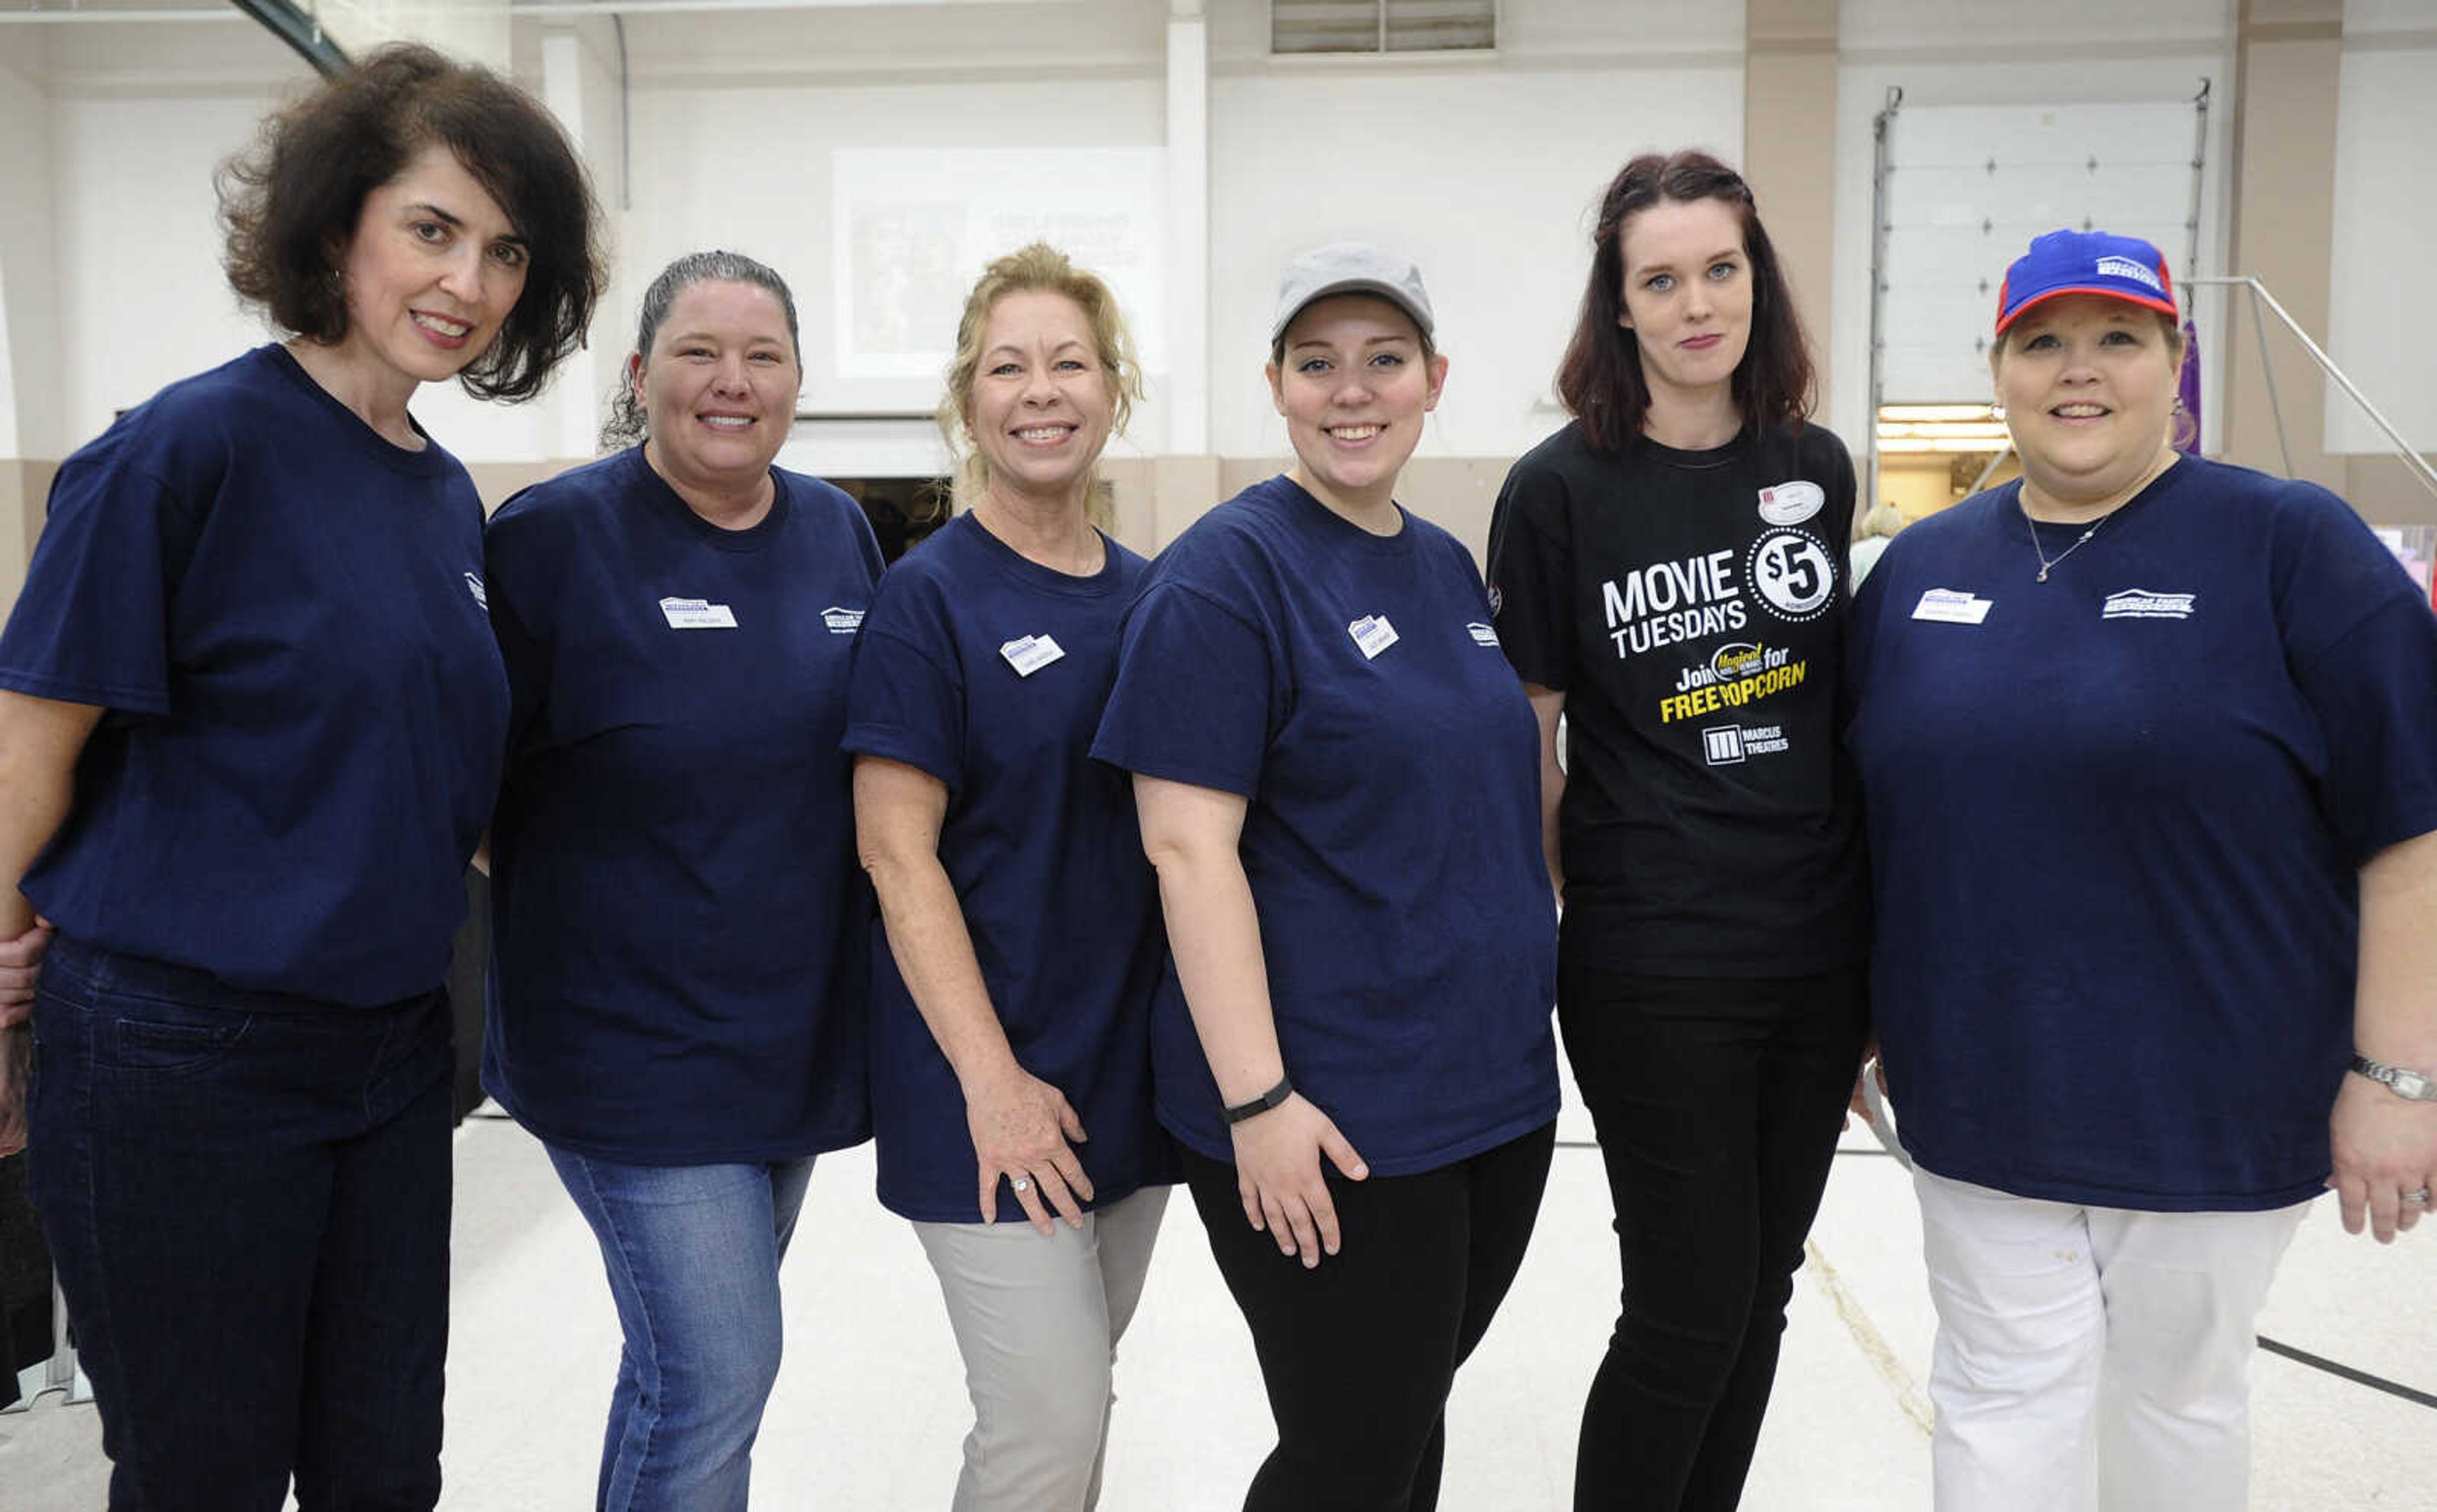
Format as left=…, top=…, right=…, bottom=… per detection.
left=1486, top=150, right=1868, bottom=1511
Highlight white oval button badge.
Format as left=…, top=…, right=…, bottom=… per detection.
left=1757, top=480, right=1825, bottom=526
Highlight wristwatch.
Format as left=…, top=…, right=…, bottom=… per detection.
left=2348, top=1054, right=2437, bottom=1103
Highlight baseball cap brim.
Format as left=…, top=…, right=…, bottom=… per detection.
left=1995, top=284, right=2179, bottom=334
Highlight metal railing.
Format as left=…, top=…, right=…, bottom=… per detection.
left=2184, top=275, right=2437, bottom=504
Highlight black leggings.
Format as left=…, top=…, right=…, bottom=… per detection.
left=1560, top=954, right=1868, bottom=1512
left=1182, top=1121, right=1557, bottom=1512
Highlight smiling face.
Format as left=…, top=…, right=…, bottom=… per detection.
left=633, top=279, right=801, bottom=505
left=333, top=143, right=529, bottom=401
left=1267, top=293, right=1448, bottom=520
left=1993, top=294, right=2182, bottom=514
left=965, top=289, right=1115, bottom=508
left=1615, top=195, right=1753, bottom=414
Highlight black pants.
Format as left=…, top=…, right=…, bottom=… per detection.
left=1559, top=952, right=1868, bottom=1512
left=1182, top=1121, right=1557, bottom=1512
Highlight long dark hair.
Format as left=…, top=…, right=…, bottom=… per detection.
left=1554, top=150, right=1814, bottom=452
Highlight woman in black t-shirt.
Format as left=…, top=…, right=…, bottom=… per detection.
left=1484, top=150, right=1869, bottom=1512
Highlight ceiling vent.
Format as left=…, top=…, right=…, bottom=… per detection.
left=1271, top=1, right=1497, bottom=56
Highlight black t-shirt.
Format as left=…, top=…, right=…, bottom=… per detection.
left=1486, top=420, right=1868, bottom=976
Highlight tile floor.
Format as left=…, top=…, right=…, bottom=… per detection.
left=7, top=1068, right=2434, bottom=1510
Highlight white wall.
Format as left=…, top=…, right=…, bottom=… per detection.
left=2325, top=14, right=2437, bottom=454
left=1208, top=63, right=1745, bottom=459
left=43, top=27, right=310, bottom=455
left=0, top=42, right=58, bottom=459
left=1205, top=0, right=1746, bottom=459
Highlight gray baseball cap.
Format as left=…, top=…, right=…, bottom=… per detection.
left=1269, top=242, right=1436, bottom=346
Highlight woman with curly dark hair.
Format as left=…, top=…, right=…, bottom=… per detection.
left=0, top=44, right=601, bottom=1508
left=1484, top=150, right=1868, bottom=1511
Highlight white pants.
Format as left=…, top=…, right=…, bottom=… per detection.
left=1913, top=1169, right=2309, bottom=1512
left=913, top=1185, right=1170, bottom=1512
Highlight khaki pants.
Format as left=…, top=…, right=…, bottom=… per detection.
left=912, top=1185, right=1170, bottom=1512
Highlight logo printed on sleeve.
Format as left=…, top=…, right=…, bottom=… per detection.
left=1486, top=583, right=1504, bottom=617
left=1912, top=588, right=1992, bottom=625
left=661, top=596, right=738, bottom=629
left=822, top=605, right=865, bottom=634
left=1467, top=621, right=1501, bottom=647
left=463, top=572, right=488, bottom=610
left=1349, top=615, right=1400, bottom=660
left=1757, top=480, right=1825, bottom=527
left=2101, top=589, right=2196, bottom=621
left=1745, top=528, right=1837, bottom=622
left=999, top=634, right=1067, bottom=676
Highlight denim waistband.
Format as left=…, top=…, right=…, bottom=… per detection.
left=45, top=934, right=444, bottom=1018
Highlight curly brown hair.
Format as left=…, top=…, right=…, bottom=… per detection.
left=1555, top=150, right=1815, bottom=452
left=220, top=43, right=605, bottom=403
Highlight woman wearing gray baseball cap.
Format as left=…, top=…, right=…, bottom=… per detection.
left=1093, top=242, right=1561, bottom=1511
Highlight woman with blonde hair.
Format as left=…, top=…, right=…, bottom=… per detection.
left=849, top=242, right=1173, bottom=1512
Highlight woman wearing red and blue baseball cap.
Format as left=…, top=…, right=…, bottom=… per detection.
left=1844, top=228, right=2437, bottom=1511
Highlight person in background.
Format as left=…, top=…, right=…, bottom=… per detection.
left=1093, top=242, right=1560, bottom=1512
left=1844, top=228, right=2437, bottom=1511
left=849, top=241, right=1174, bottom=1512
left=0, top=45, right=601, bottom=1506
left=1484, top=150, right=1868, bottom=1512
left=481, top=251, right=882, bottom=1512
left=1848, top=501, right=1906, bottom=584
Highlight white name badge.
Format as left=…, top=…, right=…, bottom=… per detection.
left=1000, top=634, right=1067, bottom=677
left=1467, top=621, right=1501, bottom=647
left=1348, top=615, right=1400, bottom=660
left=1912, top=589, right=1991, bottom=626
left=661, top=596, right=738, bottom=629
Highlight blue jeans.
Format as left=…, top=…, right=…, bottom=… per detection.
left=25, top=935, right=454, bottom=1511
left=545, top=1147, right=816, bottom=1512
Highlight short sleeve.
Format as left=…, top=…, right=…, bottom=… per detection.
left=0, top=454, right=194, bottom=715
left=2275, top=497, right=2437, bottom=862
left=482, top=493, right=555, bottom=761
left=1818, top=430, right=1859, bottom=595
left=843, top=613, right=967, bottom=795
left=1090, top=580, right=1276, bottom=798
left=1484, top=458, right=1574, bottom=690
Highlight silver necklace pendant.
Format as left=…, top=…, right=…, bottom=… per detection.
left=2026, top=513, right=2103, bottom=584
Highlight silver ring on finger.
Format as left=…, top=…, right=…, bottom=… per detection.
left=1010, top=1176, right=1032, bottom=1193
left=2404, top=1186, right=2431, bottom=1207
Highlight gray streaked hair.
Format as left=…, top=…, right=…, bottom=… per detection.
left=601, top=249, right=802, bottom=452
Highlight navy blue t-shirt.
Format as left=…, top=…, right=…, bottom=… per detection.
left=1846, top=456, right=2437, bottom=1211
left=843, top=513, right=1175, bottom=1222
left=482, top=447, right=883, bottom=1164
left=1091, top=476, right=1560, bottom=1176
left=0, top=345, right=506, bottom=1006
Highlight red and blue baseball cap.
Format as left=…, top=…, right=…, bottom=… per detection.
left=1994, top=230, right=2178, bottom=335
